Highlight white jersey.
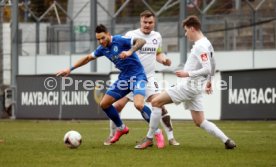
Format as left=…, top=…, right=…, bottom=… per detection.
left=167, top=37, right=216, bottom=111
left=125, top=29, right=162, bottom=78
left=184, top=37, right=216, bottom=85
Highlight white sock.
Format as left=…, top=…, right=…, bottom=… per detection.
left=118, top=124, right=125, bottom=131
left=109, top=112, right=122, bottom=135
left=147, top=107, right=162, bottom=139
left=200, top=120, right=228, bottom=143
left=162, top=127, right=174, bottom=140
left=154, top=128, right=161, bottom=134
left=109, top=120, right=116, bottom=137
left=160, top=115, right=174, bottom=140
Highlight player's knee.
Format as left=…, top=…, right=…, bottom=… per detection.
left=113, top=102, right=123, bottom=112
left=194, top=122, right=201, bottom=127
left=193, top=120, right=203, bottom=127
left=134, top=103, right=144, bottom=111
left=99, top=101, right=110, bottom=110
left=151, top=98, right=161, bottom=108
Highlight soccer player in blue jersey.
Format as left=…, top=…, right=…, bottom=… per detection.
left=56, top=24, right=151, bottom=143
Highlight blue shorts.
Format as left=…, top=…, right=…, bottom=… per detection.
left=106, top=76, right=147, bottom=100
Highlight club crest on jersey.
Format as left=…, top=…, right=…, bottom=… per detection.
left=152, top=39, right=157, bottom=44
left=113, top=46, right=118, bottom=52
left=200, top=53, right=208, bottom=61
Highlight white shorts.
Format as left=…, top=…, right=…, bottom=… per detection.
left=127, top=77, right=160, bottom=101
left=166, top=81, right=204, bottom=112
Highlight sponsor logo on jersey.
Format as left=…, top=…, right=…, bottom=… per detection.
left=140, top=47, right=156, bottom=52
left=139, top=47, right=156, bottom=54
left=152, top=39, right=157, bottom=44
left=200, top=53, right=208, bottom=61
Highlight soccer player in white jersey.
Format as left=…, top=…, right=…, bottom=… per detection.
left=104, top=10, right=180, bottom=148
left=135, top=15, right=236, bottom=149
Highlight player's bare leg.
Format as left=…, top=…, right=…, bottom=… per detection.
left=133, top=94, right=151, bottom=120
left=191, top=110, right=236, bottom=149
left=151, top=91, right=173, bottom=108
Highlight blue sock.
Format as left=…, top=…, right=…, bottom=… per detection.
left=103, top=105, right=123, bottom=127
left=141, top=105, right=152, bottom=123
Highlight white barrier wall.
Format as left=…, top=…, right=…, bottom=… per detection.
left=16, top=50, right=276, bottom=120
left=18, top=50, right=276, bottom=75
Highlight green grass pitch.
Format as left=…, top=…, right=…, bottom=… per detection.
left=0, top=120, right=276, bottom=167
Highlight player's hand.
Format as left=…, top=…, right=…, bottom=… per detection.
left=162, top=58, right=171, bottom=66
left=119, top=50, right=132, bottom=59
left=56, top=68, right=71, bottom=77
left=175, top=70, right=189, bottom=78
left=205, top=81, right=213, bottom=94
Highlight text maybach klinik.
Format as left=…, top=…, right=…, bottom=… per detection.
left=21, top=91, right=89, bottom=106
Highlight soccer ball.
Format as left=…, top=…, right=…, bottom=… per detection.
left=63, top=130, right=82, bottom=148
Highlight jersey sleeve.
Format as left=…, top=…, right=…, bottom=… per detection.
left=91, top=46, right=103, bottom=58
left=117, top=35, right=133, bottom=47
left=125, top=31, right=132, bottom=38
left=188, top=45, right=212, bottom=78
left=156, top=32, right=163, bottom=53
left=207, top=51, right=216, bottom=81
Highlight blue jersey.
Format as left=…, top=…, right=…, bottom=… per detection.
left=92, top=35, right=146, bottom=80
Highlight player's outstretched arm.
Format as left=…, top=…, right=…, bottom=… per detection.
left=156, top=52, right=171, bottom=66
left=175, top=70, right=189, bottom=78
left=56, top=54, right=95, bottom=77
left=120, top=38, right=146, bottom=59
left=131, top=38, right=146, bottom=53
left=56, top=67, right=71, bottom=77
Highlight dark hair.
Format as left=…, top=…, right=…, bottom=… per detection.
left=95, top=24, right=108, bottom=33
left=140, top=10, right=155, bottom=18
left=182, top=15, right=201, bottom=31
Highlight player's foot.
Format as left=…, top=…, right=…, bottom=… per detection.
left=110, top=126, right=129, bottom=144
left=225, top=139, right=236, bottom=149
left=169, top=138, right=180, bottom=146
left=155, top=130, right=165, bottom=149
left=135, top=137, right=153, bottom=149
left=103, top=136, right=113, bottom=146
